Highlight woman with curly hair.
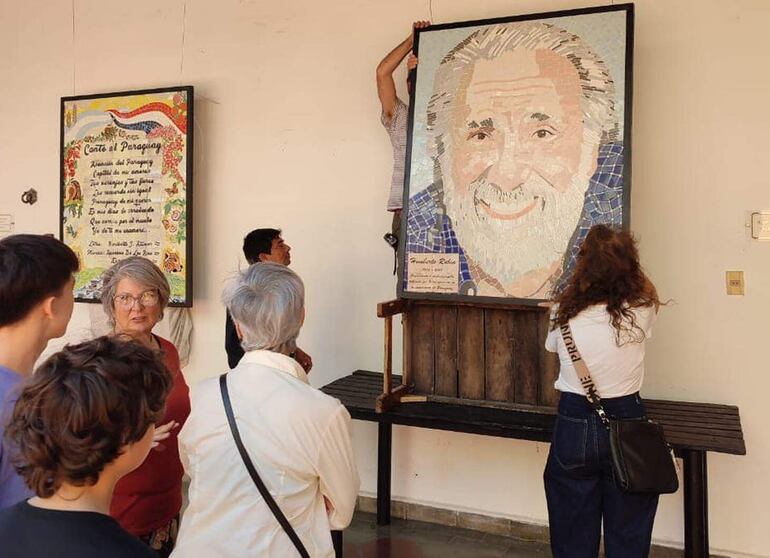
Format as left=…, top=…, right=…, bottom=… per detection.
left=543, top=224, right=662, bottom=558
left=0, top=336, right=172, bottom=558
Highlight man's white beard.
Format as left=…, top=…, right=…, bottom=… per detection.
left=442, top=147, right=596, bottom=292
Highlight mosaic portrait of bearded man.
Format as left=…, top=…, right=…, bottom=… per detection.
left=403, top=7, right=631, bottom=302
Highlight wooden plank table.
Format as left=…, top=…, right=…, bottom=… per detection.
left=322, top=370, right=746, bottom=558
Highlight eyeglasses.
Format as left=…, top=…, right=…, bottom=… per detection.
left=113, top=290, right=160, bottom=309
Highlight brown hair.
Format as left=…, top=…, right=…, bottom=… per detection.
left=7, top=336, right=172, bottom=497
left=553, top=225, right=660, bottom=344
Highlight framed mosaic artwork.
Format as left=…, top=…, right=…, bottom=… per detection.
left=60, top=86, right=194, bottom=306
left=400, top=4, right=633, bottom=305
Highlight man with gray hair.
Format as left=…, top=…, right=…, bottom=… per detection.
left=173, top=263, right=359, bottom=558
left=406, top=21, right=624, bottom=298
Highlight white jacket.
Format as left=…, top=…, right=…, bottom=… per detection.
left=172, top=350, right=359, bottom=557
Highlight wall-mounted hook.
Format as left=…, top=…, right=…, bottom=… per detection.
left=21, top=188, right=38, bottom=205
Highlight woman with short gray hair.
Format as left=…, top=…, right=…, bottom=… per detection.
left=101, top=256, right=171, bottom=328
left=173, top=263, right=359, bottom=558
left=222, top=262, right=305, bottom=356
left=100, top=256, right=190, bottom=558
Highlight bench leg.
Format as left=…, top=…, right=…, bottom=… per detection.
left=331, top=530, right=343, bottom=558
left=682, top=450, right=708, bottom=558
left=377, top=420, right=392, bottom=526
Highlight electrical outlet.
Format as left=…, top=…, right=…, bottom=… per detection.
left=726, top=271, right=745, bottom=295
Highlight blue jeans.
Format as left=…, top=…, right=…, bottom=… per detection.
left=544, top=392, right=659, bottom=558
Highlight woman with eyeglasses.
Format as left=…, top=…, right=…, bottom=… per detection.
left=100, top=257, right=190, bottom=558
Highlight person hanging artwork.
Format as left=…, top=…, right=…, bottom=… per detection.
left=401, top=5, right=633, bottom=304
left=60, top=86, right=194, bottom=306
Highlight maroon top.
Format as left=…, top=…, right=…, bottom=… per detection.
left=110, top=336, right=190, bottom=536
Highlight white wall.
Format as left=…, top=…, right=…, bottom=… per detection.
left=1, top=0, right=768, bottom=555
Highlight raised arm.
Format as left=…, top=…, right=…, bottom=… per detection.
left=376, top=21, right=429, bottom=124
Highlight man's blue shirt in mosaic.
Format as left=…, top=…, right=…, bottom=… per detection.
left=405, top=142, right=625, bottom=293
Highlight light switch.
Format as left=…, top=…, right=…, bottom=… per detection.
left=0, top=214, right=13, bottom=239
left=751, top=212, right=770, bottom=240
left=726, top=271, right=745, bottom=295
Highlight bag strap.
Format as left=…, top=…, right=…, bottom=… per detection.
left=558, top=322, right=610, bottom=427
left=219, top=374, right=310, bottom=558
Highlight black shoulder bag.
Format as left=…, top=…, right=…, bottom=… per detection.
left=219, top=374, right=310, bottom=558
left=559, top=323, right=679, bottom=494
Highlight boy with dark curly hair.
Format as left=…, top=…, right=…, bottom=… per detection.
left=0, top=336, right=172, bottom=558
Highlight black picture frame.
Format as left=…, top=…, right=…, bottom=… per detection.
left=398, top=4, right=634, bottom=306
left=60, top=85, right=194, bottom=307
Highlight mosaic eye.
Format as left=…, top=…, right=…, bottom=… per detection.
left=468, top=130, right=491, bottom=141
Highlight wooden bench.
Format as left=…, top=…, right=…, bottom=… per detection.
left=321, top=370, right=745, bottom=558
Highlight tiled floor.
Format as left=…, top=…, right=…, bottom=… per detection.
left=343, top=512, right=552, bottom=558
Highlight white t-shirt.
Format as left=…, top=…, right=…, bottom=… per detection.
left=546, top=304, right=657, bottom=398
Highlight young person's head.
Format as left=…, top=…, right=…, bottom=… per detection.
left=553, top=224, right=659, bottom=342
left=7, top=336, right=172, bottom=498
left=0, top=234, right=79, bottom=339
left=242, top=228, right=291, bottom=265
